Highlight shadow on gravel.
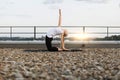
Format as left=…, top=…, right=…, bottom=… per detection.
left=24, top=48, right=83, bottom=52
left=24, top=49, right=48, bottom=52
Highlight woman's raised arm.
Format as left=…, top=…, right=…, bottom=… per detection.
left=58, top=9, right=62, bottom=27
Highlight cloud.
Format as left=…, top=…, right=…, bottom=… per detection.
left=0, top=7, right=5, bottom=10
left=43, top=0, right=64, bottom=10
left=43, top=0, right=63, bottom=4
left=75, top=0, right=108, bottom=3
left=0, top=13, right=31, bottom=18
left=0, top=0, right=15, bottom=10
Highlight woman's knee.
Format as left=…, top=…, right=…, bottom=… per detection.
left=48, top=47, right=58, bottom=51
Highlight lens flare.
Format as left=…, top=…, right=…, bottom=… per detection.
left=73, top=33, right=89, bottom=41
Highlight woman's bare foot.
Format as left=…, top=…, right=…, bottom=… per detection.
left=58, top=48, right=63, bottom=51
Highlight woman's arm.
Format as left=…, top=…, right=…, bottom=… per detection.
left=61, top=33, right=65, bottom=49
left=61, top=33, right=69, bottom=50
left=58, top=9, right=61, bottom=27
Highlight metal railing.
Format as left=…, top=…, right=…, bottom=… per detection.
left=0, top=26, right=120, bottom=40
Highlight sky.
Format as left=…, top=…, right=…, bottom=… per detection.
left=0, top=0, right=120, bottom=26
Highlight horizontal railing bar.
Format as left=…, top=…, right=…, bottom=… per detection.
left=0, top=26, right=58, bottom=28
left=0, top=26, right=120, bottom=28
left=0, top=32, right=120, bottom=34
left=84, top=32, right=120, bottom=34
left=69, top=32, right=120, bottom=34
left=0, top=33, right=45, bottom=34
left=0, top=32, right=10, bottom=34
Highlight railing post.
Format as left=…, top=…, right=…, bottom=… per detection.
left=83, top=26, right=85, bottom=33
left=107, top=27, right=109, bottom=38
left=34, top=26, right=36, bottom=40
left=10, top=26, right=12, bottom=40
left=82, top=26, right=85, bottom=47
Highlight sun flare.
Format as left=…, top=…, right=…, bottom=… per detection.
left=73, top=33, right=89, bottom=40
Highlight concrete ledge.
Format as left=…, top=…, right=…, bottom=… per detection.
left=0, top=41, right=120, bottom=48
left=0, top=41, right=120, bottom=44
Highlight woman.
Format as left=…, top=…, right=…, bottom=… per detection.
left=45, top=9, right=69, bottom=51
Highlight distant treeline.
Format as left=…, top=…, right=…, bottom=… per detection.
left=94, top=35, right=120, bottom=41
left=0, top=35, right=120, bottom=41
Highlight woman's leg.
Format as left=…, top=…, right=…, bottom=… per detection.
left=45, top=36, right=58, bottom=51
left=45, top=35, right=52, bottom=50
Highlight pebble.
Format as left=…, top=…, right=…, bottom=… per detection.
left=61, top=75, right=74, bottom=80
left=96, top=66, right=104, bottom=71
left=15, top=71, right=23, bottom=78
left=63, top=69, right=72, bottom=75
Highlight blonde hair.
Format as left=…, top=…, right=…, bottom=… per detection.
left=63, top=29, right=68, bottom=37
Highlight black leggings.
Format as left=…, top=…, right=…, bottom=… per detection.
left=45, top=35, right=58, bottom=51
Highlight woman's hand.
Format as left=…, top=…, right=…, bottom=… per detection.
left=59, top=9, right=61, bottom=15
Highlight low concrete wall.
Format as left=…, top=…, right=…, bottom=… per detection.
left=0, top=41, right=120, bottom=48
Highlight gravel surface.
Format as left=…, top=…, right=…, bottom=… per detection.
left=0, top=48, right=120, bottom=80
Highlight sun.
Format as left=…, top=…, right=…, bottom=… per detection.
left=73, top=33, right=89, bottom=41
